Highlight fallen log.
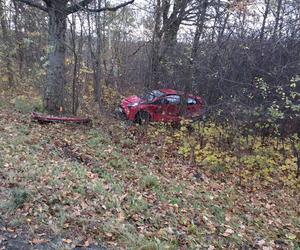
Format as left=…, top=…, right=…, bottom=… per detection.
left=31, top=112, right=92, bottom=125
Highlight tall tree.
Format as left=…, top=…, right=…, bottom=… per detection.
left=150, top=0, right=191, bottom=85
left=0, top=0, right=14, bottom=86
left=259, top=0, right=270, bottom=41
left=16, top=0, right=134, bottom=114
left=189, top=0, right=208, bottom=90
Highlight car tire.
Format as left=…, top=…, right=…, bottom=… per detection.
left=135, top=111, right=151, bottom=125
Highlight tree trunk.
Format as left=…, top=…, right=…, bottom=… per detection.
left=273, top=0, right=282, bottom=40
left=44, top=1, right=67, bottom=114
left=260, top=0, right=270, bottom=41
left=12, top=0, right=24, bottom=79
left=0, top=0, right=14, bottom=87
left=190, top=0, right=208, bottom=91
left=150, top=0, right=162, bottom=87
left=87, top=6, right=103, bottom=111
left=94, top=0, right=103, bottom=111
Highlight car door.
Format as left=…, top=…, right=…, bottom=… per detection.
left=185, top=97, right=202, bottom=118
left=158, top=95, right=181, bottom=122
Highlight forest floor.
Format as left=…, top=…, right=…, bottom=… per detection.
left=0, top=92, right=299, bottom=249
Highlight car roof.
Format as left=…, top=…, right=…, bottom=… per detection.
left=157, top=89, right=201, bottom=99
left=158, top=89, right=178, bottom=95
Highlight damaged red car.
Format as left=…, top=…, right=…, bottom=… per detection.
left=116, top=89, right=205, bottom=124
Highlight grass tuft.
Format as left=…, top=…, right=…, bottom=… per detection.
left=10, top=188, right=29, bottom=209
left=141, top=175, right=159, bottom=189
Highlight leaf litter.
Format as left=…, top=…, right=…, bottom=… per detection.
left=0, top=103, right=299, bottom=249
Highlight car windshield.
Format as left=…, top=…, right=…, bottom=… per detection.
left=141, top=90, right=164, bottom=101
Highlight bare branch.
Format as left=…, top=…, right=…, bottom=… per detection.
left=16, top=0, right=48, bottom=12
left=66, top=0, right=94, bottom=14
left=86, top=0, right=134, bottom=13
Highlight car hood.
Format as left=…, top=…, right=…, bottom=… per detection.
left=121, top=95, right=141, bottom=107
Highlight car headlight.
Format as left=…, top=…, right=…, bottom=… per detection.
left=128, top=102, right=139, bottom=107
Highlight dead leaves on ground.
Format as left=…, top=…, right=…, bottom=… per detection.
left=0, top=106, right=299, bottom=249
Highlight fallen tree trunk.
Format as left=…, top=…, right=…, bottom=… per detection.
left=31, top=112, right=92, bottom=125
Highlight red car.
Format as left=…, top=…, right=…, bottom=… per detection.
left=116, top=89, right=205, bottom=124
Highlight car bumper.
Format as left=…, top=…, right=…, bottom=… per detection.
left=114, top=106, right=127, bottom=120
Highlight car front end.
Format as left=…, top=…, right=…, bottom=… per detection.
left=115, top=95, right=141, bottom=121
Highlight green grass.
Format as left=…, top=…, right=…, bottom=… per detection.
left=141, top=175, right=159, bottom=189
left=0, top=107, right=299, bottom=249
left=9, top=188, right=30, bottom=210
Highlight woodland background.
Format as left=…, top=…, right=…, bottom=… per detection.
left=0, top=0, right=299, bottom=124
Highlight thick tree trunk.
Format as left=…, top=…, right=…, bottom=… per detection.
left=44, top=2, right=67, bottom=114
left=150, top=0, right=188, bottom=86
left=158, top=19, right=181, bottom=83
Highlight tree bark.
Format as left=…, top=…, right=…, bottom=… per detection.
left=150, top=0, right=162, bottom=87
left=87, top=7, right=103, bottom=111
left=190, top=0, right=208, bottom=90
left=0, top=0, right=14, bottom=87
left=94, top=0, right=103, bottom=109
left=12, top=0, right=24, bottom=79
left=17, top=0, right=134, bottom=114
left=260, top=0, right=270, bottom=41
left=273, top=0, right=282, bottom=40
left=158, top=0, right=189, bottom=83
left=44, top=1, right=67, bottom=114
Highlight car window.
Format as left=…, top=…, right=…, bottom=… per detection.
left=165, top=95, right=180, bottom=105
left=187, top=97, right=197, bottom=105
left=141, top=90, right=164, bottom=102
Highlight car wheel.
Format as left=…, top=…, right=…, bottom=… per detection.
left=135, top=111, right=151, bottom=125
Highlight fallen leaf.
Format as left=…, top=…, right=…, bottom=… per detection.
left=0, top=235, right=6, bottom=243
left=30, top=238, right=50, bottom=244
left=117, top=211, right=125, bottom=222
left=225, top=212, right=232, bottom=222
left=222, top=228, right=234, bottom=237
left=6, top=228, right=15, bottom=233
left=105, top=232, right=113, bottom=238
left=63, top=239, right=72, bottom=244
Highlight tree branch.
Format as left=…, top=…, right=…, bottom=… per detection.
left=85, top=0, right=134, bottom=13
left=66, top=0, right=94, bottom=14
left=16, top=0, right=48, bottom=12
